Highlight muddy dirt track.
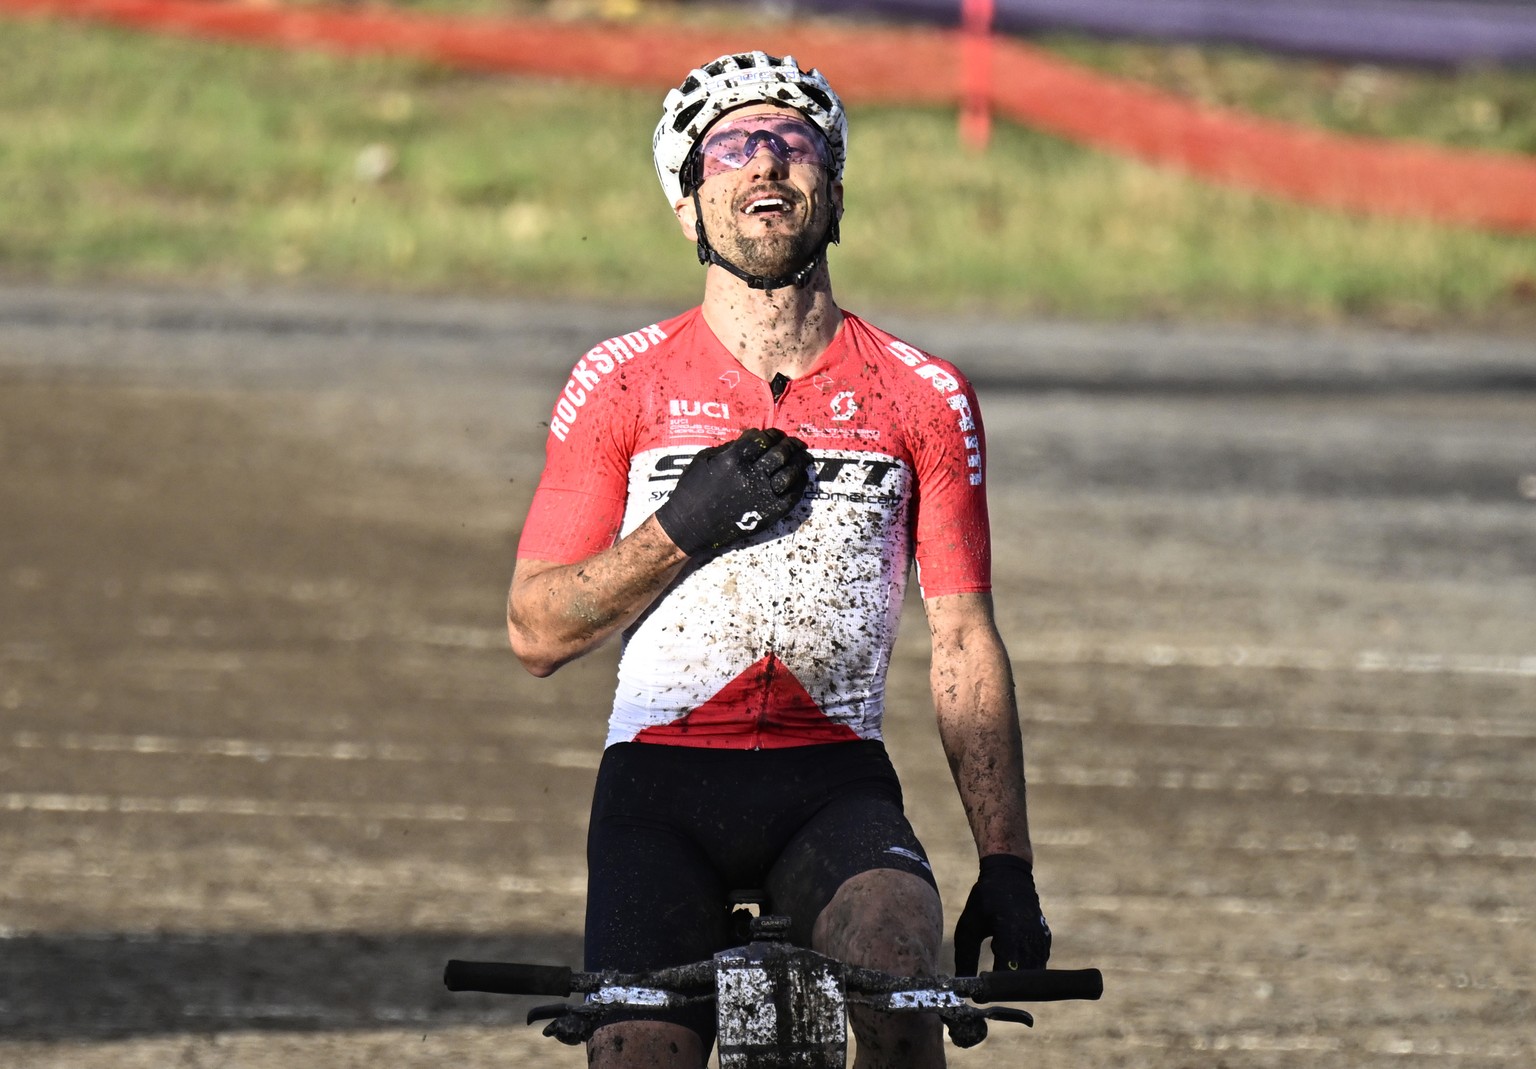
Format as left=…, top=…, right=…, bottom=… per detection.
left=1, top=284, right=1533, bottom=1067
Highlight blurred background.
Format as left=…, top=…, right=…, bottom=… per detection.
left=2, top=3, right=1534, bottom=1068
left=1, top=0, right=1534, bottom=327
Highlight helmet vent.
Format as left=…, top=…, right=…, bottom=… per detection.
left=672, top=100, right=705, bottom=133
left=801, top=85, right=834, bottom=113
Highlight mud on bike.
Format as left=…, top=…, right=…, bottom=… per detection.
left=445, top=894, right=1103, bottom=1067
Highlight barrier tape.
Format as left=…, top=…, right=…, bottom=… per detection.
left=6, top=0, right=1536, bottom=231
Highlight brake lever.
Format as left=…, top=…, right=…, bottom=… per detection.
left=527, top=1002, right=604, bottom=1045
left=938, top=1004, right=1034, bottom=1049
left=526, top=1002, right=573, bottom=1023
left=983, top=1005, right=1035, bottom=1027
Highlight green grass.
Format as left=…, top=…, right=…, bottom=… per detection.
left=1, top=14, right=1534, bottom=326
left=1043, top=35, right=1536, bottom=154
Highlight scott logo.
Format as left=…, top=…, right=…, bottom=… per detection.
left=830, top=391, right=858, bottom=421
left=669, top=399, right=731, bottom=419
left=650, top=453, right=900, bottom=490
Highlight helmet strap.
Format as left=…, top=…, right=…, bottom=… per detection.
left=690, top=180, right=840, bottom=292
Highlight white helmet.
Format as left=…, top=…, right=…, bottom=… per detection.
left=653, top=51, right=847, bottom=206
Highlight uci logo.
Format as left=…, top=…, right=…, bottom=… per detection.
left=670, top=399, right=731, bottom=419
left=830, top=391, right=858, bottom=421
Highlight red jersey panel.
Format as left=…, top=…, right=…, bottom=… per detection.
left=517, top=308, right=992, bottom=749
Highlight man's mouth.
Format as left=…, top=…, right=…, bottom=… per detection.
left=739, top=191, right=797, bottom=216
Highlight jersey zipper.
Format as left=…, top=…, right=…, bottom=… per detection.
left=757, top=371, right=792, bottom=750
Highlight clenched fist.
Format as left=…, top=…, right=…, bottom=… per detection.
left=655, top=427, right=811, bottom=556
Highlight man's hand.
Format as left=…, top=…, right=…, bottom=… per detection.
left=953, top=854, right=1052, bottom=975
left=655, top=427, right=811, bottom=556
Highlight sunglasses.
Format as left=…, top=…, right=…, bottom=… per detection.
left=691, top=114, right=832, bottom=187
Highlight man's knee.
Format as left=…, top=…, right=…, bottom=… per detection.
left=811, top=868, right=943, bottom=974
left=813, top=871, right=948, bottom=1067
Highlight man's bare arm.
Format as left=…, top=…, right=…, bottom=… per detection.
left=510, top=428, right=813, bottom=677
left=925, top=591, right=1033, bottom=862
left=508, top=515, right=688, bottom=677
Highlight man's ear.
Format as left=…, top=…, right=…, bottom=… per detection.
left=674, top=196, right=699, bottom=243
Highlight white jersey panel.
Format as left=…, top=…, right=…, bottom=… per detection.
left=606, top=445, right=915, bottom=747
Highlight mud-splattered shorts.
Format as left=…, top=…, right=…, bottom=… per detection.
left=583, top=738, right=937, bottom=1045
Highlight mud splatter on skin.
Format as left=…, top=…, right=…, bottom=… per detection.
left=586, top=1021, right=705, bottom=1068
left=686, top=108, right=844, bottom=383
left=926, top=593, right=1035, bottom=861
left=813, top=870, right=945, bottom=1068
left=508, top=515, right=689, bottom=676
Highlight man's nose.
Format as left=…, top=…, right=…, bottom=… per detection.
left=741, top=133, right=791, bottom=178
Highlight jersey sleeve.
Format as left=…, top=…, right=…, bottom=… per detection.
left=906, top=361, right=993, bottom=598
left=515, top=364, right=635, bottom=563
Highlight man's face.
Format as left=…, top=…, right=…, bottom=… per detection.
left=674, top=104, right=843, bottom=279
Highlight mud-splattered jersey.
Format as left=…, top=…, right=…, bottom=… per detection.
left=517, top=307, right=992, bottom=749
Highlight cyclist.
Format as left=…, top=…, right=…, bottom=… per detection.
left=507, top=51, right=1052, bottom=1069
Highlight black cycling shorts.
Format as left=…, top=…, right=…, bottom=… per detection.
left=583, top=739, right=937, bottom=1044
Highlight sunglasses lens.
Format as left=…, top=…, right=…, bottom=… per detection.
left=697, top=116, right=829, bottom=182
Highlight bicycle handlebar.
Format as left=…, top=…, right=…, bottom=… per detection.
left=447, top=928, right=1102, bottom=1059
left=446, top=957, right=1103, bottom=1006
left=970, top=968, right=1103, bottom=1004
left=444, top=960, right=574, bottom=997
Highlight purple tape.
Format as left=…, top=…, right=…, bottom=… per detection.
left=800, top=0, right=1536, bottom=65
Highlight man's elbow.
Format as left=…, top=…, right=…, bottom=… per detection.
left=507, top=623, right=562, bottom=678
left=507, top=585, right=560, bottom=677
left=518, top=656, right=560, bottom=679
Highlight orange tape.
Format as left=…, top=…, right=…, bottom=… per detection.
left=988, top=38, right=1536, bottom=232
left=8, top=0, right=1536, bottom=231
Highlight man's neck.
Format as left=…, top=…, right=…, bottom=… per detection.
left=699, top=265, right=844, bottom=383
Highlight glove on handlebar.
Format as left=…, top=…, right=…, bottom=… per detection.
left=953, top=854, right=1052, bottom=976
left=655, top=427, right=811, bottom=557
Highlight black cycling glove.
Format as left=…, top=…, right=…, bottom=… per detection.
left=953, top=854, right=1052, bottom=975
left=655, top=427, right=811, bottom=556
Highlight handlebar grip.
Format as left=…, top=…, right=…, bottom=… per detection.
left=973, top=968, right=1103, bottom=1004
left=443, top=960, right=573, bottom=996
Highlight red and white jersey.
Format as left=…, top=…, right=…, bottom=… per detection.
left=517, top=307, right=992, bottom=750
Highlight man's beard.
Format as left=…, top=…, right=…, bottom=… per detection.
left=705, top=182, right=828, bottom=279
left=715, top=218, right=823, bottom=278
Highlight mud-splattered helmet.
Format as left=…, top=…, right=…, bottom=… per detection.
left=653, top=51, right=847, bottom=206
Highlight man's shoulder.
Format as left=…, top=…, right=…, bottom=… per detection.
left=839, top=312, right=974, bottom=398
left=546, top=308, right=703, bottom=442
left=575, top=306, right=699, bottom=372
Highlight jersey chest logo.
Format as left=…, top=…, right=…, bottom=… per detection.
left=669, top=399, right=731, bottom=419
